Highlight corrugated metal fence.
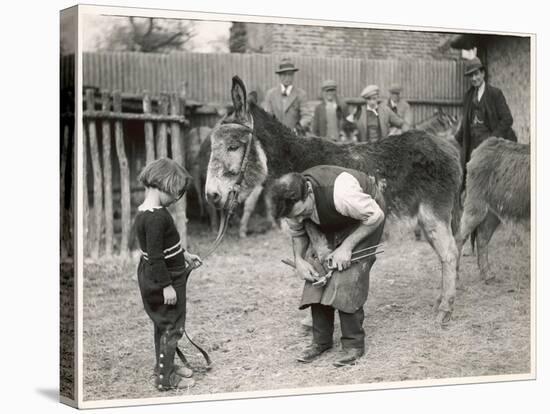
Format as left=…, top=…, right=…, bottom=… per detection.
left=77, top=52, right=467, bottom=124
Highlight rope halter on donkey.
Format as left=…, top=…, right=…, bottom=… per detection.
left=202, top=125, right=255, bottom=259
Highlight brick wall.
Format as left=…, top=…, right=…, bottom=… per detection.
left=486, top=37, right=531, bottom=143
left=243, top=23, right=460, bottom=60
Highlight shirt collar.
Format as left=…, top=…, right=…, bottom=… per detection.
left=477, top=82, right=485, bottom=99
left=281, top=84, right=293, bottom=95
left=366, top=106, right=379, bottom=116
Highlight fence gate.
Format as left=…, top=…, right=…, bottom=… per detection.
left=82, top=88, right=189, bottom=258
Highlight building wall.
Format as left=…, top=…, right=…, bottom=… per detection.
left=243, top=23, right=460, bottom=60
left=486, top=37, right=531, bottom=143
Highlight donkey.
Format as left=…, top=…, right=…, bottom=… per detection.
left=205, top=76, right=462, bottom=325
left=198, top=133, right=276, bottom=238
left=455, top=137, right=530, bottom=282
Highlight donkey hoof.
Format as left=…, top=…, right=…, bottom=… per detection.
left=239, top=230, right=248, bottom=239
left=435, top=310, right=452, bottom=327
left=432, top=297, right=442, bottom=313
left=483, top=275, right=497, bottom=285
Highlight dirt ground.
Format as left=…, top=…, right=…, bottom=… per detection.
left=81, top=216, right=531, bottom=401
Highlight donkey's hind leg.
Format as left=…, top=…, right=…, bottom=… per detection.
left=475, top=211, right=500, bottom=283
left=239, top=184, right=263, bottom=238
left=456, top=191, right=489, bottom=254
left=418, top=203, right=459, bottom=326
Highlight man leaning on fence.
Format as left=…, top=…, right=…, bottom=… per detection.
left=311, top=80, right=348, bottom=141
left=263, top=58, right=309, bottom=134
left=383, top=84, right=412, bottom=136
left=353, top=84, right=409, bottom=142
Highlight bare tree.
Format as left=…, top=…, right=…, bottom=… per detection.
left=103, top=17, right=196, bottom=53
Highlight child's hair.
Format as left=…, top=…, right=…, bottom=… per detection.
left=138, top=158, right=191, bottom=198
left=269, top=172, right=309, bottom=219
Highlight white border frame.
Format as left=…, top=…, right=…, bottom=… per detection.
left=70, top=4, right=537, bottom=409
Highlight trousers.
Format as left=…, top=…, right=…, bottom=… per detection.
left=311, top=303, right=365, bottom=350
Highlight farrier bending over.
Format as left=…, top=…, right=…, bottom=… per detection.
left=270, top=165, right=385, bottom=367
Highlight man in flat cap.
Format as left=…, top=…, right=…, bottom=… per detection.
left=263, top=58, right=309, bottom=134
left=354, top=84, right=409, bottom=143
left=311, top=80, right=348, bottom=141
left=384, top=84, right=412, bottom=136
left=455, top=57, right=516, bottom=177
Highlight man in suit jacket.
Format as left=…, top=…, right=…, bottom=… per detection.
left=355, top=85, right=409, bottom=142
left=263, top=58, right=309, bottom=132
left=383, top=84, right=413, bottom=136
left=455, top=57, right=517, bottom=173
left=311, top=79, right=348, bottom=141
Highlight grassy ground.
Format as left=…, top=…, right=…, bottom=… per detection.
left=82, top=217, right=531, bottom=401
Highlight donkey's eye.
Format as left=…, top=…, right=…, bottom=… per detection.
left=227, top=144, right=240, bottom=152
left=224, top=170, right=238, bottom=177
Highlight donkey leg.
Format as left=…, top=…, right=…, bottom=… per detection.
left=475, top=211, right=501, bottom=283
left=418, top=204, right=459, bottom=326
left=263, top=189, right=278, bottom=229
left=239, top=184, right=263, bottom=238
left=455, top=199, right=488, bottom=263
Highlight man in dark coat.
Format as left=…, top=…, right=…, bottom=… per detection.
left=270, top=165, right=385, bottom=366
left=455, top=57, right=517, bottom=174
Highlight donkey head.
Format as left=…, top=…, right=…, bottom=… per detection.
left=205, top=76, right=268, bottom=210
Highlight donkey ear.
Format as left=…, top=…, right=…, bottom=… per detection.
left=231, top=76, right=253, bottom=128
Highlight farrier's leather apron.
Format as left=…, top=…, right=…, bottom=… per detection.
left=299, top=221, right=384, bottom=314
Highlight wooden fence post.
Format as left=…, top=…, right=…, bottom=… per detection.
left=157, top=93, right=169, bottom=159
left=142, top=91, right=155, bottom=165
left=85, top=89, right=103, bottom=259
left=113, top=91, right=131, bottom=255
left=101, top=91, right=114, bottom=257
left=170, top=93, right=187, bottom=248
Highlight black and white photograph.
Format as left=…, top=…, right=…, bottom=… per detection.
left=58, top=2, right=535, bottom=409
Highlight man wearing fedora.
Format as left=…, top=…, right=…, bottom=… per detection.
left=263, top=58, right=309, bottom=133
left=311, top=80, right=348, bottom=141
left=383, top=84, right=412, bottom=136
left=354, top=84, right=409, bottom=143
left=455, top=57, right=516, bottom=175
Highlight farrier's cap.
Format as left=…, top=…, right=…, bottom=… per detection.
left=389, top=83, right=402, bottom=94
left=361, top=84, right=380, bottom=99
left=275, top=58, right=299, bottom=74
left=321, top=79, right=337, bottom=91
left=464, top=57, right=484, bottom=76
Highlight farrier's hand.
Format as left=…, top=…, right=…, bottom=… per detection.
left=163, top=285, right=177, bottom=305
left=326, top=245, right=353, bottom=271
left=295, top=257, right=320, bottom=283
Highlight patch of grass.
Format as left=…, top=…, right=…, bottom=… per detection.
left=82, top=218, right=531, bottom=401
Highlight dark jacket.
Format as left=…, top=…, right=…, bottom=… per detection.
left=311, top=100, right=348, bottom=140
left=455, top=83, right=517, bottom=169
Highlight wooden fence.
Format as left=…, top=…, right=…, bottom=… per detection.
left=82, top=88, right=189, bottom=258
left=76, top=52, right=468, bottom=124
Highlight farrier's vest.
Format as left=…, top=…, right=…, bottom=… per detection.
left=302, top=165, right=384, bottom=235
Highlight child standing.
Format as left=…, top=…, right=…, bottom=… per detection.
left=134, top=158, right=203, bottom=391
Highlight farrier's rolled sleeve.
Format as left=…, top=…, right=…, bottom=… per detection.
left=333, top=172, right=384, bottom=225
